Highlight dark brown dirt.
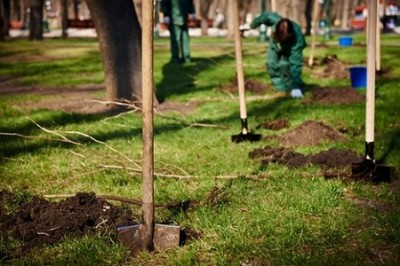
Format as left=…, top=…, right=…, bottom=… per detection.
left=219, top=75, right=270, bottom=95
left=310, top=54, right=351, bottom=79
left=306, top=87, right=364, bottom=105
left=279, top=120, right=345, bottom=147
left=249, top=146, right=362, bottom=169
left=0, top=192, right=136, bottom=253
left=0, top=187, right=224, bottom=257
left=256, top=118, right=290, bottom=131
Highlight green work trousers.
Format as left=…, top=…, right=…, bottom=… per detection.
left=169, top=24, right=190, bottom=63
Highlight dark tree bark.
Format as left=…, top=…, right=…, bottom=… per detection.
left=0, top=0, right=11, bottom=40
left=85, top=0, right=146, bottom=108
left=305, top=0, right=313, bottom=36
left=61, top=0, right=68, bottom=38
left=28, top=0, right=43, bottom=40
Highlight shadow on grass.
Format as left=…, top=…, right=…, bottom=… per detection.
left=156, top=55, right=232, bottom=102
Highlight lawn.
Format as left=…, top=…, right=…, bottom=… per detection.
left=0, top=33, right=399, bottom=265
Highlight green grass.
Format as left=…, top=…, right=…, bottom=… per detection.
left=0, top=33, right=400, bottom=265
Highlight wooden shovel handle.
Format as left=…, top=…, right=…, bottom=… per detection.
left=232, top=0, right=247, bottom=122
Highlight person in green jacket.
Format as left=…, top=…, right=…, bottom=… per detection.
left=250, top=12, right=307, bottom=98
left=161, top=0, right=196, bottom=64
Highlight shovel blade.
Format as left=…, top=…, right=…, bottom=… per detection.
left=117, top=224, right=181, bottom=255
left=352, top=159, right=393, bottom=183
left=231, top=132, right=262, bottom=143
left=153, top=224, right=180, bottom=251
left=117, top=224, right=147, bottom=255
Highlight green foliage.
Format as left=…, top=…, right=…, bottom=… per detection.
left=1, top=34, right=400, bottom=265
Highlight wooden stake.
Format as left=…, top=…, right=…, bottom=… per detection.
left=141, top=0, right=155, bottom=250
left=308, top=0, right=320, bottom=67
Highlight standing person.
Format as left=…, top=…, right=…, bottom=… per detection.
left=161, top=0, right=196, bottom=64
left=250, top=12, right=306, bottom=98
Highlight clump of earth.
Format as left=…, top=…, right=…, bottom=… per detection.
left=256, top=118, right=289, bottom=131
left=310, top=54, right=352, bottom=79
left=0, top=192, right=136, bottom=255
left=249, top=146, right=362, bottom=169
left=218, top=74, right=270, bottom=95
left=306, top=87, right=364, bottom=105
left=0, top=186, right=226, bottom=259
left=279, top=120, right=345, bottom=147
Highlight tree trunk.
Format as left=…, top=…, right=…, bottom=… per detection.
left=28, top=0, right=43, bottom=40
left=200, top=0, right=212, bottom=36
left=0, top=0, right=4, bottom=41
left=341, top=0, right=350, bottom=29
left=2, top=0, right=10, bottom=37
left=61, top=0, right=68, bottom=38
left=304, top=0, right=313, bottom=35
left=85, top=0, right=147, bottom=109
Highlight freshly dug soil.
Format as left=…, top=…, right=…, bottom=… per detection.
left=0, top=192, right=136, bottom=253
left=256, top=118, right=289, bottom=131
left=311, top=54, right=351, bottom=79
left=219, top=75, right=270, bottom=95
left=280, top=120, right=345, bottom=147
left=306, top=87, right=364, bottom=105
left=249, top=146, right=362, bottom=169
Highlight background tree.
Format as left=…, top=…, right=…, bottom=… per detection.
left=27, top=0, right=44, bottom=40
left=304, top=0, right=313, bottom=35
left=0, top=0, right=11, bottom=40
left=199, top=0, right=212, bottom=36
left=85, top=0, right=146, bottom=109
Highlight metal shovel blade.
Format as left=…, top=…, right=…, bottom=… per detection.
left=118, top=224, right=181, bottom=255
left=231, top=132, right=262, bottom=143
left=351, top=159, right=393, bottom=183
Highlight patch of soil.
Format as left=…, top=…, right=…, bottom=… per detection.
left=280, top=120, right=345, bottom=147
left=0, top=192, right=136, bottom=253
left=306, top=87, right=364, bottom=105
left=249, top=146, right=362, bottom=169
left=156, top=100, right=200, bottom=115
left=256, top=118, right=290, bottom=131
left=219, top=74, right=270, bottom=95
left=311, top=55, right=350, bottom=79
left=0, top=83, right=199, bottom=115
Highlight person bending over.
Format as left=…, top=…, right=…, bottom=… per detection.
left=251, top=12, right=306, bottom=98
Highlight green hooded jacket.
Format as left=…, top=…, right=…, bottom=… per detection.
left=250, top=12, right=307, bottom=90
left=161, top=0, right=195, bottom=26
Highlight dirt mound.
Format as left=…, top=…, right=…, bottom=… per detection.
left=249, top=146, right=362, bottom=169
left=280, top=120, right=345, bottom=147
left=312, top=55, right=350, bottom=79
left=306, top=87, right=364, bottom=105
left=0, top=192, right=136, bottom=253
left=219, top=75, right=269, bottom=95
left=256, top=118, right=290, bottom=131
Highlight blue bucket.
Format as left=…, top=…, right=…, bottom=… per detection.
left=339, top=36, right=353, bottom=47
left=349, top=66, right=367, bottom=89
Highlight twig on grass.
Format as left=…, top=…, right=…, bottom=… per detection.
left=27, top=118, right=82, bottom=146
left=0, top=132, right=81, bottom=145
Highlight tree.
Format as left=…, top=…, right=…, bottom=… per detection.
left=85, top=0, right=149, bottom=109
left=304, top=0, right=313, bottom=35
left=199, top=0, right=212, bottom=36
left=0, top=0, right=11, bottom=40
left=27, top=0, right=44, bottom=40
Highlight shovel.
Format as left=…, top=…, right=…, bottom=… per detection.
left=231, top=0, right=261, bottom=143
left=351, top=0, right=393, bottom=182
left=118, top=0, right=180, bottom=254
